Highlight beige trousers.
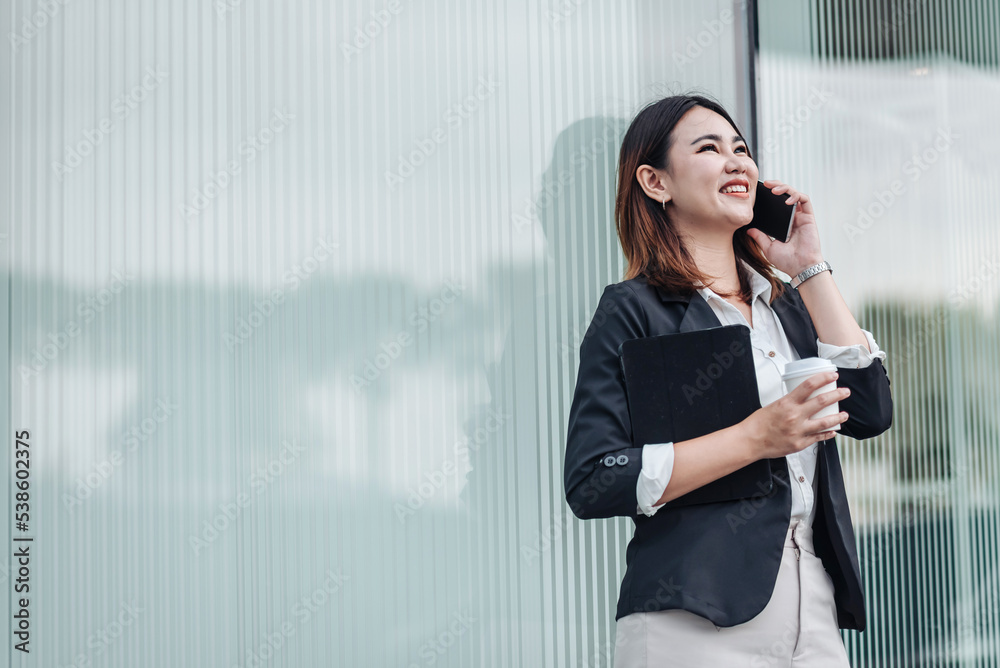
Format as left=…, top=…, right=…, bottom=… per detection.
left=612, top=519, right=851, bottom=668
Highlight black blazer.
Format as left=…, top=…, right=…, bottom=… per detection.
left=563, top=276, right=893, bottom=630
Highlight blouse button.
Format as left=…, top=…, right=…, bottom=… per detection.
left=798, top=475, right=806, bottom=482
left=768, top=351, right=776, bottom=357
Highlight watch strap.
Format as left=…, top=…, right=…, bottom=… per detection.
left=791, top=261, right=832, bottom=289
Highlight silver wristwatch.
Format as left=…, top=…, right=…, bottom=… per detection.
left=791, top=261, right=832, bottom=289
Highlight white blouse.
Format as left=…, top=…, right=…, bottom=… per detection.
left=636, top=260, right=886, bottom=526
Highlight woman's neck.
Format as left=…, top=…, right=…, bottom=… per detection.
left=685, top=234, right=741, bottom=295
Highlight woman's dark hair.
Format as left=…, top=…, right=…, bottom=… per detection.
left=614, top=93, right=786, bottom=304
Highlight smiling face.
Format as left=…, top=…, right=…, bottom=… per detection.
left=653, top=106, right=759, bottom=236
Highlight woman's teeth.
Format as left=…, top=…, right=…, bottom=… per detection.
left=720, top=185, right=748, bottom=194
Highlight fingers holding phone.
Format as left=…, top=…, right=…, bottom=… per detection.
left=745, top=179, right=825, bottom=278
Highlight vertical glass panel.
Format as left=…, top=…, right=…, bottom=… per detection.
left=0, top=0, right=752, bottom=665
left=759, top=0, right=999, bottom=664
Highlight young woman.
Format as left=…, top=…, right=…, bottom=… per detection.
left=563, top=94, right=893, bottom=666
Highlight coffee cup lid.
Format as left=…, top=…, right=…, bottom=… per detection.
left=781, top=356, right=836, bottom=381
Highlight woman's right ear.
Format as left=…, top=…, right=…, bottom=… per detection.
left=635, top=164, right=670, bottom=206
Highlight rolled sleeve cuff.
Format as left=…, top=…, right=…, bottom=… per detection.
left=636, top=442, right=675, bottom=516
left=816, top=328, right=887, bottom=370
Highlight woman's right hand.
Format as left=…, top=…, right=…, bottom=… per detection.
left=740, top=371, right=851, bottom=459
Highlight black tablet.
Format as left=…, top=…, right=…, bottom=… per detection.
left=618, top=324, right=773, bottom=508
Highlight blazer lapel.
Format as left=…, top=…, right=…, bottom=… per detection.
left=678, top=293, right=723, bottom=333
left=654, top=285, right=723, bottom=333
left=657, top=281, right=820, bottom=360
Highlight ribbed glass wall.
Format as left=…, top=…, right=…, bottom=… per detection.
left=758, top=0, right=999, bottom=665
left=1, top=1, right=753, bottom=666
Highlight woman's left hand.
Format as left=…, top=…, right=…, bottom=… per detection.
left=745, top=179, right=826, bottom=278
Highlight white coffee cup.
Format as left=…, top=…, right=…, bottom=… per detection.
left=781, top=357, right=840, bottom=431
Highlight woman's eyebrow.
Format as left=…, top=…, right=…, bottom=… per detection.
left=690, top=134, right=746, bottom=145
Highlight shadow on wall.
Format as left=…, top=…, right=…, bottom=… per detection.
left=458, top=114, right=630, bottom=661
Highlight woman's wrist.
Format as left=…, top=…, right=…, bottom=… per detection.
left=790, top=259, right=831, bottom=289
left=790, top=257, right=826, bottom=279
left=734, top=419, right=763, bottom=465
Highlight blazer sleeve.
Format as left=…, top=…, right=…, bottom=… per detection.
left=564, top=283, right=648, bottom=520
left=834, top=358, right=894, bottom=440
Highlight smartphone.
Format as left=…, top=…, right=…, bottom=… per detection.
left=749, top=181, right=796, bottom=243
